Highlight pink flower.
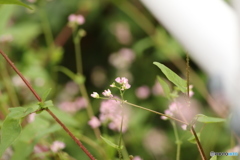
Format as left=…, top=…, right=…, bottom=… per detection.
left=50, top=141, right=65, bottom=153
left=91, top=92, right=99, bottom=98
left=102, top=89, right=113, bottom=97
left=99, top=99, right=130, bottom=132
left=135, top=86, right=150, bottom=99
left=58, top=97, right=87, bottom=114
left=152, top=81, right=164, bottom=96
left=75, top=97, right=88, bottom=109
left=68, top=14, right=85, bottom=25
left=133, top=156, right=143, bottom=160
left=115, top=77, right=131, bottom=90
left=28, top=113, right=36, bottom=123
left=112, top=22, right=132, bottom=45
left=109, top=48, right=135, bottom=69
left=88, top=116, right=101, bottom=128
left=181, top=124, right=187, bottom=130
left=161, top=109, right=173, bottom=120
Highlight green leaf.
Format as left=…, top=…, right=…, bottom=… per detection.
left=153, top=62, right=187, bottom=93
left=100, top=136, right=123, bottom=150
left=8, top=105, right=38, bottom=119
left=38, top=100, right=54, bottom=110
left=210, top=156, right=217, bottom=160
left=0, top=118, right=21, bottom=157
left=0, top=0, right=32, bottom=9
left=157, top=76, right=171, bottom=99
left=187, top=132, right=200, bottom=144
left=41, top=88, right=52, bottom=102
left=195, top=114, right=226, bottom=124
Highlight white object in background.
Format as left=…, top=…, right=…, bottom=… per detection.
left=140, top=0, right=240, bottom=134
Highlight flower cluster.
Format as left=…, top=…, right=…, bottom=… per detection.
left=91, top=77, right=131, bottom=99
left=111, top=77, right=131, bottom=90
left=68, top=14, right=85, bottom=27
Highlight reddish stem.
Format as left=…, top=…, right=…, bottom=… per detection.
left=0, top=49, right=96, bottom=160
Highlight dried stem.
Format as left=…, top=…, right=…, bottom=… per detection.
left=0, top=49, right=96, bottom=160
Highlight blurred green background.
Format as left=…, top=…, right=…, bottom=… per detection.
left=0, top=0, right=234, bottom=160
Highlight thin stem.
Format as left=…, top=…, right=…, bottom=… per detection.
left=124, top=101, right=188, bottom=125
left=171, top=121, right=181, bottom=160
left=190, top=126, right=207, bottom=160
left=71, top=28, right=101, bottom=139
left=0, top=49, right=96, bottom=160
left=73, top=32, right=83, bottom=74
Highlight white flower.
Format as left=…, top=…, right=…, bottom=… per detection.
left=91, top=92, right=99, bottom=98
left=102, top=89, right=113, bottom=97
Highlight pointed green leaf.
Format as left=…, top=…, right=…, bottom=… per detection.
left=157, top=76, right=171, bottom=99
left=41, top=88, right=52, bottom=102
left=100, top=136, right=123, bottom=150
left=0, top=118, right=21, bottom=157
left=153, top=62, right=187, bottom=93
left=0, top=0, right=32, bottom=9
left=187, top=132, right=200, bottom=144
left=195, top=114, right=226, bottom=123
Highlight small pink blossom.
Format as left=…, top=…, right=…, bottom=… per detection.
left=161, top=109, right=173, bottom=120
left=181, top=124, right=187, bottom=130
left=68, top=14, right=85, bottom=25
left=115, top=77, right=131, bottom=90
left=88, top=116, right=101, bottom=128
left=50, top=141, right=65, bottom=153
left=133, top=156, right=143, bottom=160
left=189, top=85, right=194, bottom=97
left=102, top=89, right=113, bottom=97
left=91, top=92, right=99, bottom=98
left=135, top=86, right=150, bottom=99
left=28, top=113, right=36, bottom=123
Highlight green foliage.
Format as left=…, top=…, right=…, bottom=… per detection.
left=195, top=114, right=226, bottom=124
left=210, top=156, right=217, bottom=160
left=0, top=105, right=38, bottom=157
left=157, top=76, right=171, bottom=99
left=0, top=0, right=32, bottom=9
left=153, top=62, right=187, bottom=93
left=100, top=136, right=123, bottom=150
left=187, top=132, right=201, bottom=144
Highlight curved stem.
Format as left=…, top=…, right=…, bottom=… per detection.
left=124, top=101, right=188, bottom=125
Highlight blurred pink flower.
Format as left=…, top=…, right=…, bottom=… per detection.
left=59, top=97, right=87, bottom=114
left=111, top=22, right=132, bottom=45
left=50, top=141, right=65, bottom=153
left=152, top=81, right=164, bottom=96
left=75, top=97, right=88, bottom=109
left=27, top=0, right=36, bottom=3
left=28, top=113, right=36, bottom=123
left=68, top=14, right=85, bottom=25
left=99, top=99, right=130, bottom=132
left=88, top=116, right=101, bottom=128
left=109, top=48, right=135, bottom=69
left=143, top=129, right=170, bottom=156
left=135, top=86, right=150, bottom=99
left=133, top=156, right=143, bottom=160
